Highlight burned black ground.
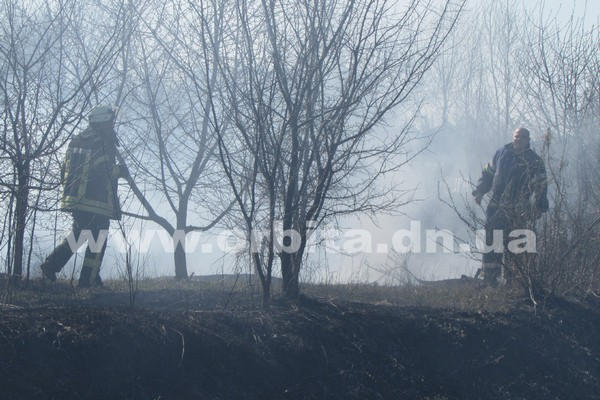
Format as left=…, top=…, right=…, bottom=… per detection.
left=1, top=278, right=599, bottom=399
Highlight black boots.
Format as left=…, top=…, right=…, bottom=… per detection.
left=78, top=267, right=103, bottom=288
left=40, top=263, right=57, bottom=282
left=482, top=262, right=502, bottom=287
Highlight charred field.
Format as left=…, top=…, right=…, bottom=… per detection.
left=1, top=278, right=599, bottom=400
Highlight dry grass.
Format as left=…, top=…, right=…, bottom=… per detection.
left=2, top=274, right=529, bottom=314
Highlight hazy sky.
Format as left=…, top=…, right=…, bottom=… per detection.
left=536, top=0, right=598, bottom=27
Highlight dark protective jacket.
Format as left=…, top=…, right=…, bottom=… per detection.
left=61, top=126, right=123, bottom=220
left=474, top=143, right=549, bottom=218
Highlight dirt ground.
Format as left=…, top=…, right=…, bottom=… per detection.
left=1, top=277, right=599, bottom=400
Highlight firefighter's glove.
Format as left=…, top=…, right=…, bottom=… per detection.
left=118, top=164, right=130, bottom=180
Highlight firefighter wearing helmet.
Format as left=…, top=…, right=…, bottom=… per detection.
left=40, top=105, right=128, bottom=287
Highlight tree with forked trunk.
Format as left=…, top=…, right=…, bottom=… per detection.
left=211, top=0, right=464, bottom=303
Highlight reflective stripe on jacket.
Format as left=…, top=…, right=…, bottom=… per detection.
left=61, top=126, right=122, bottom=220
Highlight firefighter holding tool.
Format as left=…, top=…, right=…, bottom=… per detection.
left=40, top=105, right=128, bottom=287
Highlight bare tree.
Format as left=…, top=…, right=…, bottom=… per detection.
left=114, top=0, right=234, bottom=279
left=518, top=10, right=600, bottom=296
left=212, top=0, right=464, bottom=302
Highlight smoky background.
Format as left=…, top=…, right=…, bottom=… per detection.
left=0, top=0, right=598, bottom=297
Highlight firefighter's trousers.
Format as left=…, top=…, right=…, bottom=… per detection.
left=483, top=203, right=534, bottom=285
left=41, top=210, right=110, bottom=286
left=483, top=204, right=510, bottom=265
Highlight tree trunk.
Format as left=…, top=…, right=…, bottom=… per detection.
left=281, top=229, right=308, bottom=299
left=173, top=241, right=188, bottom=280
left=173, top=214, right=188, bottom=279
left=281, top=253, right=300, bottom=299
left=26, top=206, right=38, bottom=283
left=262, top=283, right=271, bottom=307
left=173, top=198, right=189, bottom=281
left=12, top=170, right=29, bottom=279
left=5, top=193, right=15, bottom=275
left=251, top=251, right=271, bottom=307
left=282, top=273, right=300, bottom=299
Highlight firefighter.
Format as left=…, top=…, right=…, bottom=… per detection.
left=40, top=105, right=128, bottom=287
left=472, top=127, right=549, bottom=286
